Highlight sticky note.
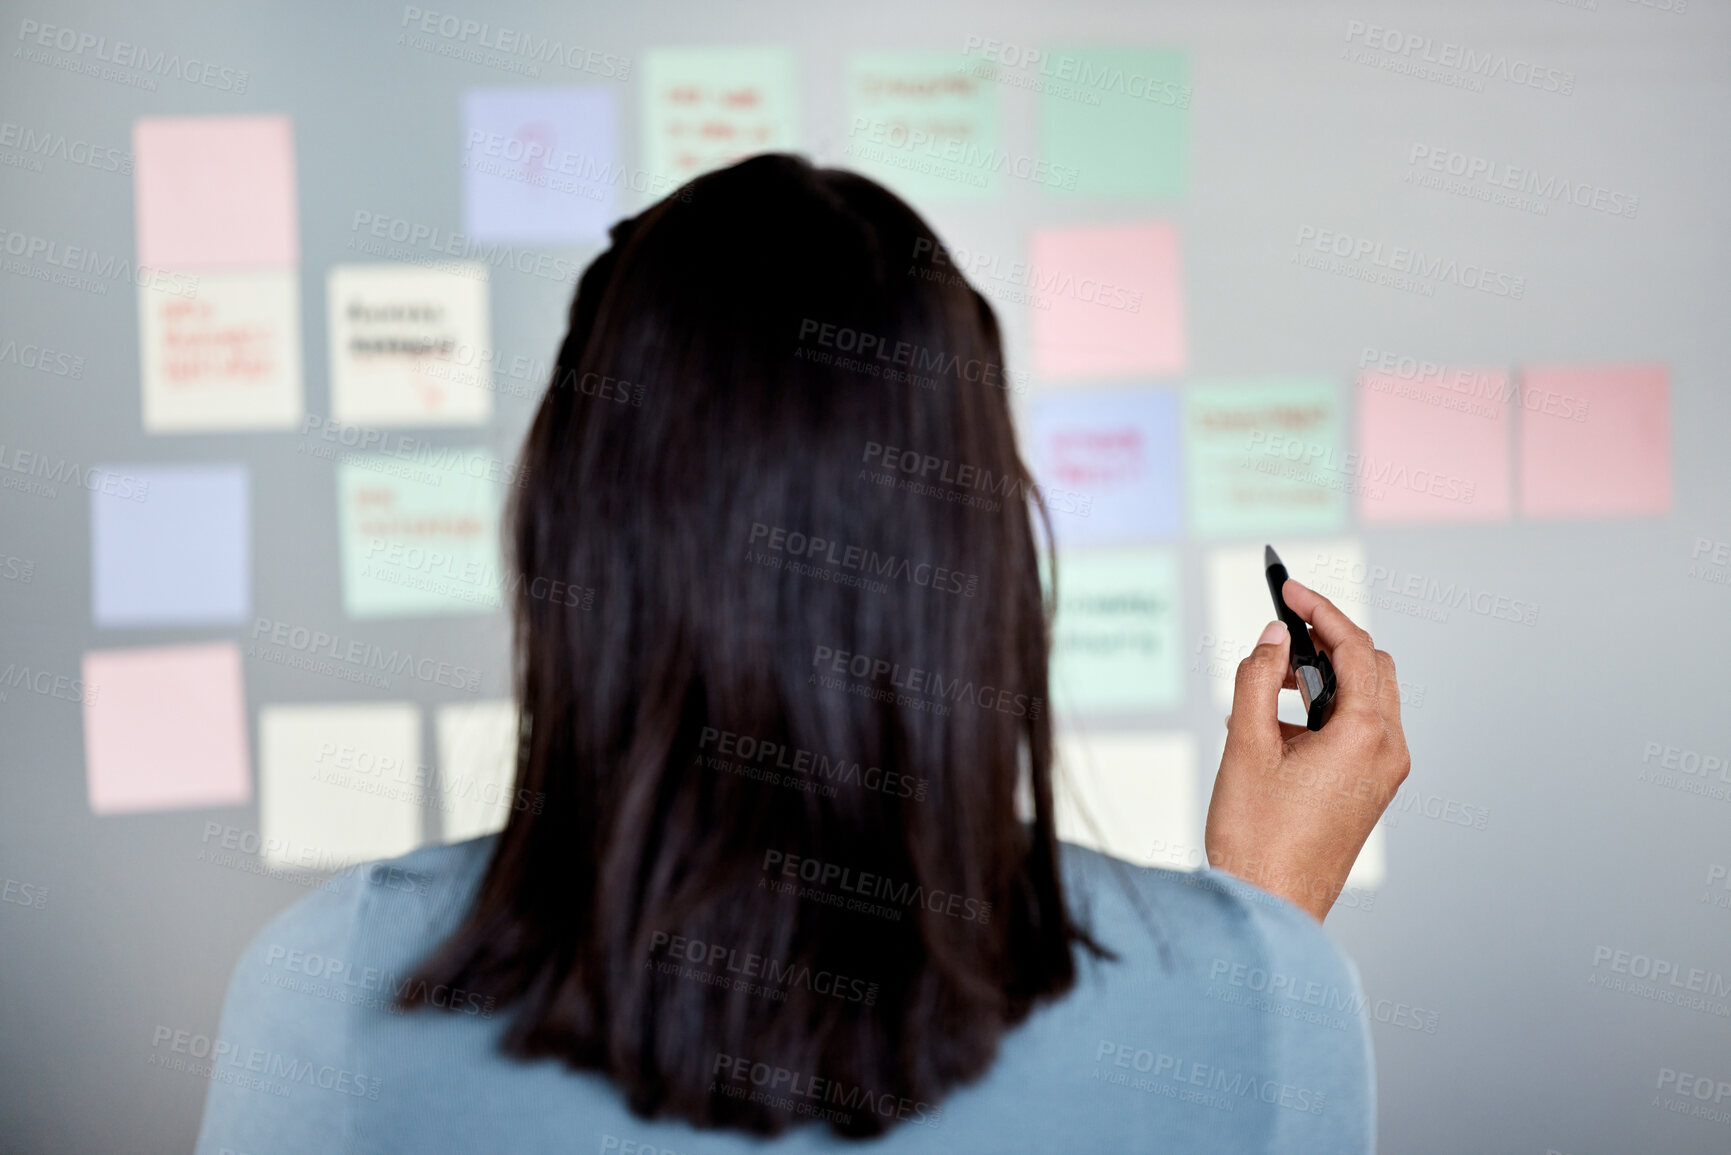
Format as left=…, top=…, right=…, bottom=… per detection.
left=328, top=263, right=492, bottom=427
left=139, top=270, right=305, bottom=432
left=1051, top=731, right=1197, bottom=869
left=91, top=463, right=249, bottom=627
left=1185, top=381, right=1347, bottom=538
left=1037, top=47, right=1187, bottom=199
left=435, top=700, right=520, bottom=842
left=1049, top=547, right=1183, bottom=715
left=1356, top=368, right=1511, bottom=523
left=642, top=47, right=798, bottom=188
left=1029, top=224, right=1184, bottom=380
left=337, top=449, right=504, bottom=618
left=82, top=642, right=250, bottom=815
left=846, top=51, right=1000, bottom=202
left=461, top=88, right=618, bottom=243
left=133, top=116, right=298, bottom=270
left=1202, top=540, right=1370, bottom=711
left=259, top=703, right=423, bottom=869
left=1349, top=825, right=1386, bottom=889
left=1030, top=387, right=1182, bottom=544
left=1517, top=364, right=1670, bottom=517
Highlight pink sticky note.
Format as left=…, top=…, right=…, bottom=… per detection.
left=1518, top=364, right=1670, bottom=517
left=82, top=642, right=250, bottom=815
left=1356, top=368, right=1511, bottom=523
left=134, top=116, right=298, bottom=270
left=1030, top=224, right=1185, bottom=380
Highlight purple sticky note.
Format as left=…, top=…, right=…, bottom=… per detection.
left=462, top=88, right=618, bottom=243
left=83, top=642, right=250, bottom=815
left=91, top=463, right=249, bottom=626
left=1030, top=387, right=1182, bottom=544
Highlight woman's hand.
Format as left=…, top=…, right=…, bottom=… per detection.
left=1203, top=579, right=1411, bottom=922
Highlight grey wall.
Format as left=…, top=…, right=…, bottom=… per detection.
left=2, top=0, right=1728, bottom=1152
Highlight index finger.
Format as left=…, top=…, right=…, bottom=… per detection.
left=1282, top=578, right=1379, bottom=712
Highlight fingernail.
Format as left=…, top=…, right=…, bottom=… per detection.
left=1258, top=620, right=1288, bottom=645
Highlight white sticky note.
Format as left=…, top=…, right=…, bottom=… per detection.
left=1050, top=731, right=1199, bottom=870
left=1202, top=540, right=1371, bottom=712
left=328, top=263, right=492, bottom=427
left=434, top=699, right=519, bottom=842
left=259, top=703, right=423, bottom=869
left=140, top=270, right=304, bottom=432
left=1348, top=824, right=1386, bottom=888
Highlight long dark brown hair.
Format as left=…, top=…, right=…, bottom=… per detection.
left=400, top=153, right=1099, bottom=1137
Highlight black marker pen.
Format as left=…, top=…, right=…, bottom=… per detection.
left=1265, top=545, right=1336, bottom=732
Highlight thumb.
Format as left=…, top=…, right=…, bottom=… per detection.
left=1225, top=621, right=1290, bottom=761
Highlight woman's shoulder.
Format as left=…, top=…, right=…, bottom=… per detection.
left=1058, top=839, right=1358, bottom=980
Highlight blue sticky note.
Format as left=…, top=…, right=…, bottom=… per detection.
left=462, top=88, right=618, bottom=243
left=1029, top=387, right=1182, bottom=544
left=91, top=464, right=249, bottom=626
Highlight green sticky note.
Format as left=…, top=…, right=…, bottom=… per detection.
left=337, top=449, right=504, bottom=618
left=847, top=50, right=1002, bottom=202
left=1038, top=47, right=1188, bottom=199
left=1048, top=547, right=1183, bottom=715
left=1185, top=381, right=1347, bottom=539
left=642, top=47, right=799, bottom=190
